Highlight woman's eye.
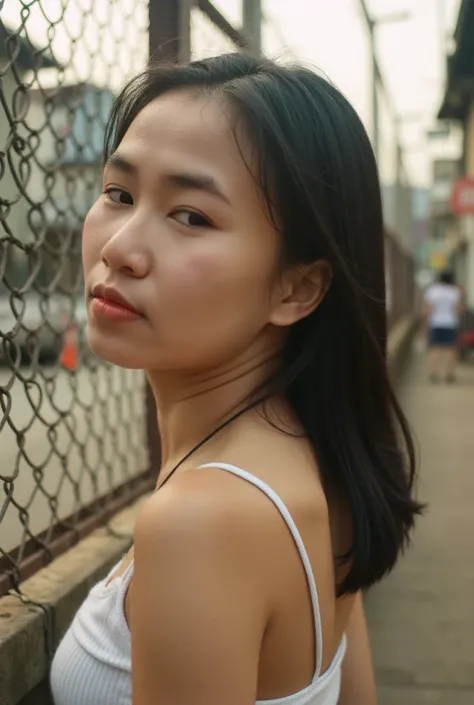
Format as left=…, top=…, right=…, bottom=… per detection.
left=172, top=209, right=211, bottom=228
left=104, top=188, right=134, bottom=205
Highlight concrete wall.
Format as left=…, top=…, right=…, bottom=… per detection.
left=461, top=103, right=474, bottom=308
left=0, top=501, right=144, bottom=705
left=22, top=89, right=106, bottom=233
left=461, top=214, right=474, bottom=308
left=0, top=66, right=31, bottom=293
left=1, top=84, right=109, bottom=295
left=465, top=105, right=474, bottom=176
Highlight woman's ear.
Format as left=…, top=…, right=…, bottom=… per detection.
left=269, top=260, right=333, bottom=328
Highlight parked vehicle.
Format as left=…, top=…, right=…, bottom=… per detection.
left=0, top=293, right=92, bottom=366
left=0, top=293, right=69, bottom=363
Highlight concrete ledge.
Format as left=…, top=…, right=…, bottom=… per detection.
left=0, top=500, right=145, bottom=705
left=388, top=314, right=419, bottom=382
left=0, top=315, right=418, bottom=705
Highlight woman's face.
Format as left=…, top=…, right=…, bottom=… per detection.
left=83, top=90, right=284, bottom=373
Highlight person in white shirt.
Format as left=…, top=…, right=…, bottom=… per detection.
left=424, top=270, right=463, bottom=382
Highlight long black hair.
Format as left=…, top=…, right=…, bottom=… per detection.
left=103, top=53, right=422, bottom=595
left=439, top=269, right=455, bottom=285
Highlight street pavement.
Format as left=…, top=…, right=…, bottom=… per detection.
left=367, top=341, right=474, bottom=704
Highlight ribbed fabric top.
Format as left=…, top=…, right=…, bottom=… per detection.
left=50, top=462, right=346, bottom=705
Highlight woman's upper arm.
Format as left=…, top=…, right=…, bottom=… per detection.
left=338, top=592, right=377, bottom=705
left=130, top=479, right=267, bottom=705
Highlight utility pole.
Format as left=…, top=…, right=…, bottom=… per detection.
left=358, top=0, right=410, bottom=165
left=437, top=0, right=447, bottom=83
left=243, top=0, right=262, bottom=55
left=358, top=1, right=379, bottom=161
left=370, top=21, right=379, bottom=165
left=358, top=0, right=414, bottom=248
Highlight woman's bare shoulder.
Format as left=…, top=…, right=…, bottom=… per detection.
left=133, top=459, right=329, bottom=581
left=130, top=470, right=271, bottom=705
left=135, top=465, right=294, bottom=550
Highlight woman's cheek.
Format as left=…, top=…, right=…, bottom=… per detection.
left=82, top=202, right=105, bottom=271
left=178, top=245, right=241, bottom=292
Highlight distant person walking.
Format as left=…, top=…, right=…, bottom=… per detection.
left=424, top=270, right=463, bottom=382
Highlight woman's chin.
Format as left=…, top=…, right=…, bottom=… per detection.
left=87, top=332, right=146, bottom=370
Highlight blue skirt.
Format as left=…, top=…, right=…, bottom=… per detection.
left=428, top=327, right=458, bottom=347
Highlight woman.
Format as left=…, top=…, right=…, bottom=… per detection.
left=51, top=54, right=421, bottom=705
left=424, top=270, right=463, bottom=383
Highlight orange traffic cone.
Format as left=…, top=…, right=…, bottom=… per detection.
left=61, top=325, right=78, bottom=371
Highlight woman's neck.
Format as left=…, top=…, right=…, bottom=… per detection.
left=147, top=346, right=279, bottom=479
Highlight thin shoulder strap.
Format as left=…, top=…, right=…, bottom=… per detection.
left=198, top=462, right=324, bottom=680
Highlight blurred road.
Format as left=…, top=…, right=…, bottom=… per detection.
left=367, top=342, right=474, bottom=705
left=0, top=363, right=147, bottom=553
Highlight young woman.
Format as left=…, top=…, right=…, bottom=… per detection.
left=424, top=270, right=463, bottom=382
left=51, top=53, right=422, bottom=705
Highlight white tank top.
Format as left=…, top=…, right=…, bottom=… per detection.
left=50, top=463, right=346, bottom=705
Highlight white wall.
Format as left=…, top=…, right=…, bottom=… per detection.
left=461, top=105, right=474, bottom=308
left=0, top=67, right=32, bottom=291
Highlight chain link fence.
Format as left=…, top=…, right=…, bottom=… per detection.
left=0, top=0, right=416, bottom=600
left=0, top=6, right=251, bottom=702
left=0, top=0, right=154, bottom=596
left=0, top=0, right=250, bottom=601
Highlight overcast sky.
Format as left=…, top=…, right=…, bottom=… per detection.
left=263, top=0, right=463, bottom=187
left=199, top=0, right=464, bottom=186
left=2, top=0, right=463, bottom=186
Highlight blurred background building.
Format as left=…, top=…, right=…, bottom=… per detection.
left=438, top=0, right=474, bottom=308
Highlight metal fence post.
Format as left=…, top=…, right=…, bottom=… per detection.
left=243, top=0, right=262, bottom=55
left=145, top=0, right=195, bottom=477
left=149, top=0, right=193, bottom=63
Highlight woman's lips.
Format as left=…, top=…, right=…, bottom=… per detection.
left=91, top=296, right=142, bottom=322
left=90, top=283, right=142, bottom=322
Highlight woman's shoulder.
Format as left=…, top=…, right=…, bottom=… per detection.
left=133, top=458, right=329, bottom=574
left=136, top=467, right=267, bottom=546
left=131, top=466, right=302, bottom=623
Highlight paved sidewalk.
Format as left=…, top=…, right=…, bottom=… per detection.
left=366, top=342, right=474, bottom=704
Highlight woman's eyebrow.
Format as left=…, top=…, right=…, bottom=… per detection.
left=105, top=152, right=137, bottom=175
left=104, top=153, right=230, bottom=205
left=163, top=171, right=231, bottom=205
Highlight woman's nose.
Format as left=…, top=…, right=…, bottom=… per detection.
left=100, top=233, right=149, bottom=278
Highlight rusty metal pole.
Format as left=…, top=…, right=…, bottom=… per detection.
left=243, top=0, right=262, bottom=55
left=148, top=0, right=192, bottom=63
left=146, top=0, right=193, bottom=476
